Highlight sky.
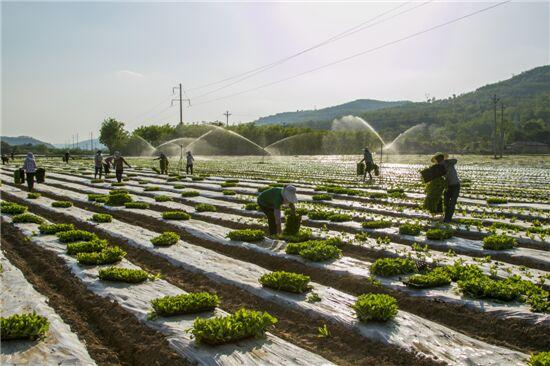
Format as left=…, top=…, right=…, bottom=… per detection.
left=1, top=0, right=549, bottom=143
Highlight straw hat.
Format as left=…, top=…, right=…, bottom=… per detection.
left=282, top=185, right=298, bottom=203
left=431, top=152, right=448, bottom=163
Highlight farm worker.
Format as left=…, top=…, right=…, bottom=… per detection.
left=154, top=153, right=169, bottom=175
left=432, top=153, right=460, bottom=223
left=105, top=151, right=131, bottom=183
left=358, top=147, right=375, bottom=181
left=257, top=185, right=298, bottom=236
left=94, top=150, right=103, bottom=179
left=1, top=154, right=9, bottom=165
left=22, top=152, right=37, bottom=192
left=186, top=151, right=194, bottom=175
left=63, top=151, right=70, bottom=164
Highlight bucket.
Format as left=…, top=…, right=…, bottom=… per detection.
left=36, top=168, right=46, bottom=183
left=356, top=162, right=365, bottom=176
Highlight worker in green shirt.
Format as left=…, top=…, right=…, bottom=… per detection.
left=257, top=185, right=298, bottom=235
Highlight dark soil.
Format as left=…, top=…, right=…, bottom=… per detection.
left=3, top=176, right=550, bottom=355
left=1, top=195, right=437, bottom=366
left=1, top=222, right=188, bottom=366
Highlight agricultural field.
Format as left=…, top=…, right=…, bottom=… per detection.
left=1, top=154, right=549, bottom=366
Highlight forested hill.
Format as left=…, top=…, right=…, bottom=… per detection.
left=354, top=65, right=550, bottom=151
left=254, top=65, right=549, bottom=152
left=254, top=99, right=410, bottom=125
left=0, top=135, right=54, bottom=148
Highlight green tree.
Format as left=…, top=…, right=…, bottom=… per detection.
left=99, top=118, right=128, bottom=153
left=133, top=124, right=176, bottom=146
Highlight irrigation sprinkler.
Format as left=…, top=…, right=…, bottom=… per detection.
left=176, top=144, right=185, bottom=174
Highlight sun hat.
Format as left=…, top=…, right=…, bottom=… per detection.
left=431, top=152, right=447, bottom=163
left=282, top=185, right=298, bottom=204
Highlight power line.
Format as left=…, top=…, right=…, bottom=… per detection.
left=190, top=1, right=510, bottom=108
left=127, top=96, right=171, bottom=124
left=125, top=1, right=427, bottom=125
left=223, top=110, right=232, bottom=126
left=491, top=94, right=500, bottom=159
left=191, top=1, right=434, bottom=101
left=171, top=83, right=191, bottom=124
left=187, top=1, right=417, bottom=94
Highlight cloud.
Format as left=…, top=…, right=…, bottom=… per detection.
left=115, top=69, right=145, bottom=78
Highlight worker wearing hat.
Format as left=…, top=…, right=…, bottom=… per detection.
left=432, top=152, right=460, bottom=222
left=257, top=185, right=298, bottom=235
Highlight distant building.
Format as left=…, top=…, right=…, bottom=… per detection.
left=507, top=141, right=550, bottom=154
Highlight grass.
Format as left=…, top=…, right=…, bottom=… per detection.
left=399, top=223, right=422, bottom=236
left=150, top=232, right=180, bottom=246
left=12, top=213, right=44, bottom=224
left=51, top=201, right=72, bottom=208
left=91, top=213, right=113, bottom=223
left=161, top=211, right=191, bottom=220
left=66, top=239, right=108, bottom=255
left=482, top=234, right=516, bottom=250
left=362, top=220, right=393, bottom=229
left=404, top=267, right=452, bottom=289
left=57, top=230, right=98, bottom=243
left=106, top=193, right=132, bottom=206
left=189, top=308, right=277, bottom=345
left=352, top=294, right=398, bottom=322
left=154, top=195, right=173, bottom=202
left=425, top=227, right=454, bottom=240
left=1, top=202, right=28, bottom=215
left=27, top=192, right=41, bottom=199
left=38, top=223, right=75, bottom=234
left=227, top=229, right=265, bottom=242
left=88, top=194, right=109, bottom=203
left=151, top=292, right=219, bottom=317
left=259, top=271, right=311, bottom=293
left=528, top=352, right=550, bottom=366
left=370, top=258, right=417, bottom=277
left=312, top=194, right=332, bottom=201
left=244, top=202, right=260, bottom=211
left=76, top=246, right=126, bottom=265
left=283, top=213, right=301, bottom=235
left=181, top=190, right=200, bottom=197
left=144, top=186, right=160, bottom=191
left=195, top=203, right=217, bottom=212
left=487, top=197, right=508, bottom=204
left=99, top=267, right=152, bottom=283
left=0, top=312, right=50, bottom=340
left=285, top=240, right=342, bottom=262
left=124, top=201, right=150, bottom=209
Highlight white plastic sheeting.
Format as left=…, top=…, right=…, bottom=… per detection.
left=2, top=183, right=548, bottom=327
left=0, top=250, right=96, bottom=366
left=1, top=197, right=532, bottom=365
left=3, top=219, right=334, bottom=366
left=6, top=171, right=545, bottom=284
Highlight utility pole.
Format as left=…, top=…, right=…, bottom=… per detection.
left=491, top=94, right=499, bottom=159
left=172, top=83, right=191, bottom=125
left=76, top=133, right=79, bottom=150
left=500, top=102, right=505, bottom=158
left=223, top=110, right=232, bottom=126
left=90, top=132, right=93, bottom=152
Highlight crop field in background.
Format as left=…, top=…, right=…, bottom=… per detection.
left=1, top=154, right=549, bottom=366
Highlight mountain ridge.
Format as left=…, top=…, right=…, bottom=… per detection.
left=254, top=99, right=410, bottom=125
